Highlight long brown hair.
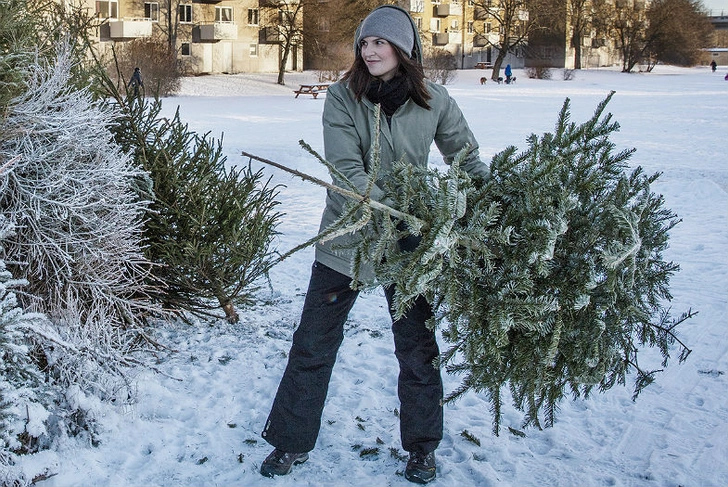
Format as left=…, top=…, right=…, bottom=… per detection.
left=341, top=46, right=432, bottom=110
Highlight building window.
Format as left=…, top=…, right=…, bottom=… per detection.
left=430, top=18, right=441, bottom=32
left=216, top=6, right=233, bottom=22
left=413, top=16, right=422, bottom=30
left=250, top=43, right=258, bottom=56
left=181, top=43, right=191, bottom=56
left=96, top=0, right=118, bottom=18
left=486, top=22, right=492, bottom=33
left=179, top=4, right=192, bottom=23
left=467, top=21, right=474, bottom=33
left=410, top=0, right=424, bottom=12
left=248, top=8, right=259, bottom=25
left=144, top=2, right=159, bottom=21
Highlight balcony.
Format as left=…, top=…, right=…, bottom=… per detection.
left=434, top=3, right=450, bottom=16
left=432, top=32, right=448, bottom=45
left=197, top=22, right=238, bottom=41
left=473, top=6, right=488, bottom=20
left=259, top=0, right=298, bottom=6
left=108, top=18, right=153, bottom=39
left=259, top=26, right=280, bottom=44
left=473, top=34, right=488, bottom=47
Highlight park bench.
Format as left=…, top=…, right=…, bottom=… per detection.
left=294, top=83, right=331, bottom=99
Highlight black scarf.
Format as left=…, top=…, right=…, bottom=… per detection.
left=365, top=76, right=410, bottom=117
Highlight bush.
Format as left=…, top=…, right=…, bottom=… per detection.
left=424, top=49, right=458, bottom=85
left=107, top=37, right=180, bottom=97
left=526, top=65, right=553, bottom=80
left=0, top=45, right=156, bottom=397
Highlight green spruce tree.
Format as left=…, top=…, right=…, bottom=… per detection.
left=108, top=96, right=283, bottom=323
left=366, top=93, right=692, bottom=433
left=251, top=93, right=693, bottom=434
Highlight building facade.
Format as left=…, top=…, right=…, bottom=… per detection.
left=302, top=0, right=527, bottom=72
left=401, top=0, right=525, bottom=69
left=86, top=0, right=303, bottom=74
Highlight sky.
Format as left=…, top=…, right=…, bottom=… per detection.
left=705, top=0, right=728, bottom=14
left=15, top=65, right=728, bottom=487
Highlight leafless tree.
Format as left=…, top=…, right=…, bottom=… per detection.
left=645, top=0, right=713, bottom=68
left=598, top=0, right=711, bottom=72
left=563, top=0, right=613, bottom=68
left=472, top=0, right=545, bottom=80
left=260, top=0, right=305, bottom=85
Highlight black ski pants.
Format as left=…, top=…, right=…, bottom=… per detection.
left=261, top=261, right=443, bottom=455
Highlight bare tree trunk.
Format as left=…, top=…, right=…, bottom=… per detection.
left=573, top=34, right=583, bottom=69
left=491, top=51, right=508, bottom=80
left=277, top=43, right=290, bottom=85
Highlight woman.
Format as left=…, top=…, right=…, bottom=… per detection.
left=260, top=5, right=488, bottom=484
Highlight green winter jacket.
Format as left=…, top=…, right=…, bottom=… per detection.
left=313, top=79, right=489, bottom=283
left=313, top=5, right=488, bottom=282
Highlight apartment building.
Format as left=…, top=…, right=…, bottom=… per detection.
left=401, top=0, right=524, bottom=68
left=303, top=0, right=525, bottom=71
left=86, top=0, right=303, bottom=74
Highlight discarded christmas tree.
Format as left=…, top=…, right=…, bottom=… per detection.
left=246, top=93, right=693, bottom=434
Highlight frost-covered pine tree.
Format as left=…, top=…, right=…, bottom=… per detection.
left=0, top=44, right=156, bottom=397
left=0, top=216, right=52, bottom=487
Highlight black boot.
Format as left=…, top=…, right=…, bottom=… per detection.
left=259, top=449, right=309, bottom=477
left=404, top=451, right=437, bottom=484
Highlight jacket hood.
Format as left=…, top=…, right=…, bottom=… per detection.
left=353, top=5, right=423, bottom=65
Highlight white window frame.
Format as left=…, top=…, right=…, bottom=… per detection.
left=96, top=0, right=118, bottom=19
left=410, top=0, right=425, bottom=12
left=216, top=6, right=233, bottom=23
left=144, top=2, right=159, bottom=21
left=247, top=8, right=259, bottom=25
left=179, top=4, right=192, bottom=23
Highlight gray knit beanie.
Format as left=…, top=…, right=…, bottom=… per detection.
left=356, top=6, right=415, bottom=57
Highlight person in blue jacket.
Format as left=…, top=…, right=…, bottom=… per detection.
left=258, top=4, right=488, bottom=485
left=504, top=63, right=513, bottom=83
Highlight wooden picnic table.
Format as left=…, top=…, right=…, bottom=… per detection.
left=294, top=83, right=331, bottom=99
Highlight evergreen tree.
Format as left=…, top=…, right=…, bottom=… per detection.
left=0, top=217, right=50, bottom=485
left=366, top=94, right=691, bottom=433
left=260, top=94, right=692, bottom=433
left=106, top=95, right=283, bottom=323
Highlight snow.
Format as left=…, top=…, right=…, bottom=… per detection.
left=31, top=65, right=728, bottom=487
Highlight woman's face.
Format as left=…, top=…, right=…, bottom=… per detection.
left=360, top=36, right=400, bottom=81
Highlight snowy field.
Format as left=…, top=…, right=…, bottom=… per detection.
left=29, top=65, right=728, bottom=487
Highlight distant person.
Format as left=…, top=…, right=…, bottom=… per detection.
left=725, top=72, right=728, bottom=81
left=504, top=63, right=513, bottom=84
left=128, top=67, right=144, bottom=97
left=710, top=60, right=717, bottom=73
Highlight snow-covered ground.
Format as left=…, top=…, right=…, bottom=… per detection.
left=30, top=65, right=728, bottom=487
